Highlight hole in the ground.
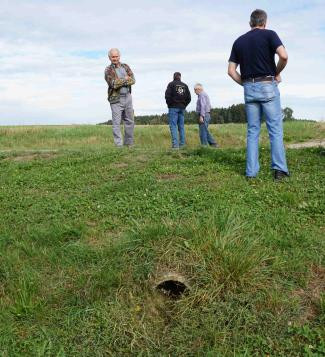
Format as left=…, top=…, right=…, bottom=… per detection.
left=156, top=280, right=188, bottom=298
left=154, top=274, right=189, bottom=299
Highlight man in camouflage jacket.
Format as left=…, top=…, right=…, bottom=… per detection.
left=104, top=48, right=136, bottom=147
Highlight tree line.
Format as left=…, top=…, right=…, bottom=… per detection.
left=99, top=104, right=295, bottom=125
left=134, top=104, right=295, bottom=125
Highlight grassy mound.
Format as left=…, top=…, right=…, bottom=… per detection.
left=0, top=122, right=324, bottom=355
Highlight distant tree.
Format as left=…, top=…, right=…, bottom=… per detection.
left=283, top=107, right=294, bottom=121
left=97, top=120, right=112, bottom=125
left=132, top=105, right=295, bottom=125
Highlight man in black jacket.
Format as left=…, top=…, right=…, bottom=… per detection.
left=165, top=72, right=191, bottom=148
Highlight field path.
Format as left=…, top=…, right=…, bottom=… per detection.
left=287, top=140, right=325, bottom=149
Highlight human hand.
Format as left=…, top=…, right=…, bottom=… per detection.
left=275, top=74, right=282, bottom=83
left=199, top=116, right=204, bottom=124
left=125, top=75, right=130, bottom=81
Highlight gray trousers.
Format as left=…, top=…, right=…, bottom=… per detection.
left=110, top=93, right=134, bottom=146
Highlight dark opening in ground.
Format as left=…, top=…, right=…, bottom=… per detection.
left=156, top=280, right=188, bottom=298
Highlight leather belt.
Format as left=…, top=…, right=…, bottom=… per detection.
left=243, top=76, right=274, bottom=83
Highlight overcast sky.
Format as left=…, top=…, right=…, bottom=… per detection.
left=1, top=0, right=325, bottom=125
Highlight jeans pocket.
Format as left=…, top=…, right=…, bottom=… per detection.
left=243, top=84, right=252, bottom=103
left=261, top=83, right=276, bottom=100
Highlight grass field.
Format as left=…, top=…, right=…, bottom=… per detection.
left=0, top=121, right=324, bottom=356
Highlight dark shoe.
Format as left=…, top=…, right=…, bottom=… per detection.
left=274, top=170, right=290, bottom=181
left=246, top=176, right=256, bottom=180
left=210, top=143, right=218, bottom=148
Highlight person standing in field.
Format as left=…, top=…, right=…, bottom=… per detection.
left=105, top=48, right=135, bottom=147
left=228, top=9, right=289, bottom=180
left=194, top=83, right=218, bottom=147
left=165, top=72, right=191, bottom=149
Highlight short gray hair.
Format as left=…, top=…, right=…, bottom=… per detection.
left=249, top=9, right=267, bottom=27
left=194, top=83, right=203, bottom=90
left=108, top=48, right=120, bottom=57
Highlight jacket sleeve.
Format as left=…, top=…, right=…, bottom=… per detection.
left=104, top=68, right=126, bottom=89
left=104, top=68, right=111, bottom=85
left=124, top=64, right=136, bottom=86
left=165, top=83, right=172, bottom=106
left=105, top=65, right=135, bottom=89
left=199, top=95, right=206, bottom=117
left=185, top=85, right=191, bottom=106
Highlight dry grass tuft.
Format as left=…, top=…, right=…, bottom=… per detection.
left=2, top=151, right=58, bottom=162
left=293, top=265, right=325, bottom=323
left=156, top=173, right=182, bottom=181
left=112, top=162, right=129, bottom=169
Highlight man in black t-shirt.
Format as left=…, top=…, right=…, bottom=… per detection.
left=228, top=9, right=289, bottom=180
left=165, top=72, right=191, bottom=149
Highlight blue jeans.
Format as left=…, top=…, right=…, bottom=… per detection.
left=168, top=108, right=185, bottom=148
left=243, top=80, right=289, bottom=177
left=199, top=113, right=217, bottom=146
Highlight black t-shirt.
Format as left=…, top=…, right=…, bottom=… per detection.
left=229, top=28, right=283, bottom=80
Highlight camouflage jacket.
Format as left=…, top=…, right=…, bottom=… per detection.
left=104, top=63, right=135, bottom=104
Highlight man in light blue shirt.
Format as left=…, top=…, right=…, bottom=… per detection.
left=194, top=83, right=217, bottom=147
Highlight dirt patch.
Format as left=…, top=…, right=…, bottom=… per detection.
left=111, top=155, right=148, bottom=169
left=293, top=265, right=325, bottom=323
left=157, top=173, right=182, bottom=181
left=3, top=152, right=58, bottom=162
left=287, top=140, right=325, bottom=149
left=135, top=154, right=149, bottom=163
left=85, top=231, right=122, bottom=248
left=112, top=162, right=129, bottom=169
left=86, top=221, right=97, bottom=227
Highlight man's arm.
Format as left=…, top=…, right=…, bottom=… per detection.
left=199, top=95, right=206, bottom=118
left=228, top=62, right=242, bottom=86
left=104, top=68, right=127, bottom=89
left=275, top=45, right=288, bottom=82
left=198, top=95, right=206, bottom=123
left=124, top=64, right=136, bottom=86
left=165, top=83, right=172, bottom=105
left=185, top=86, right=191, bottom=106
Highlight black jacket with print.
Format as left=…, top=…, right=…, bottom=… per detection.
left=165, top=80, right=191, bottom=109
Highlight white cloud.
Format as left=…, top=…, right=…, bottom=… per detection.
left=0, top=0, right=324, bottom=125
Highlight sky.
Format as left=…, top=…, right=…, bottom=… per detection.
left=1, top=0, right=325, bottom=125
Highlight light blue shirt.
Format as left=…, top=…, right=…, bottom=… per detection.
left=196, top=91, right=211, bottom=117
left=115, top=65, right=129, bottom=95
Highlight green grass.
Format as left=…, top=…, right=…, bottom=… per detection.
left=0, top=120, right=324, bottom=151
left=0, top=121, right=324, bottom=356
